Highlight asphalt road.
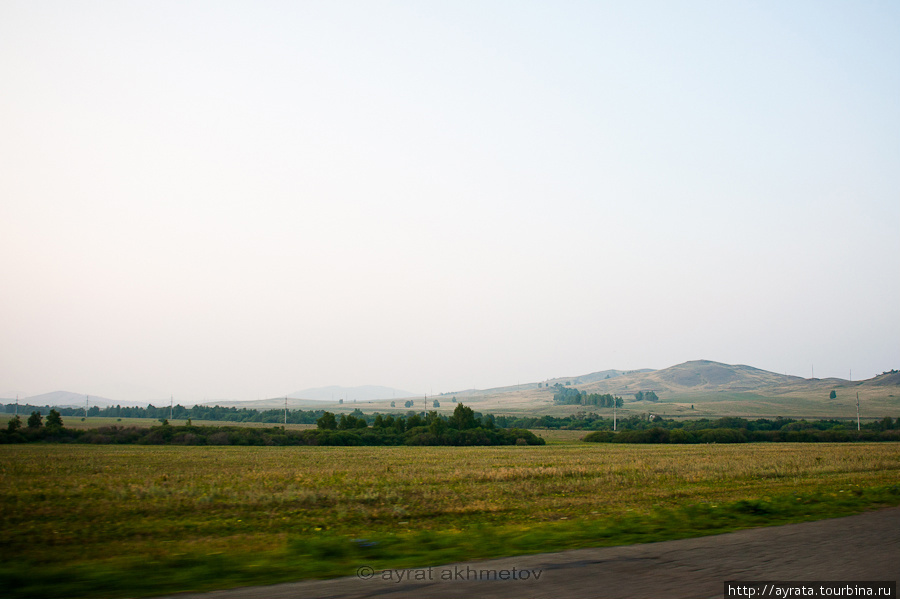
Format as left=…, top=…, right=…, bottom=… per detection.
left=155, top=508, right=900, bottom=599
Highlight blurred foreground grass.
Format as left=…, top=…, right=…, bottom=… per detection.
left=1, top=443, right=898, bottom=598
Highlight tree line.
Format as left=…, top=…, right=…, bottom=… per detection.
left=1, top=404, right=545, bottom=447
left=584, top=426, right=900, bottom=444
left=551, top=384, right=623, bottom=407
left=493, top=413, right=900, bottom=434
left=583, top=415, right=900, bottom=444
left=1, top=402, right=331, bottom=424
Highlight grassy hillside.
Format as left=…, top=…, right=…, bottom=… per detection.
left=417, top=362, right=900, bottom=420
left=27, top=361, right=892, bottom=421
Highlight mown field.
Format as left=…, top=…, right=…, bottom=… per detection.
left=2, top=443, right=899, bottom=598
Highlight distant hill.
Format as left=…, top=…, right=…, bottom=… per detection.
left=424, top=360, right=899, bottom=420
left=444, top=369, right=651, bottom=398
left=288, top=385, right=418, bottom=402
left=579, top=360, right=806, bottom=395
left=12, top=391, right=142, bottom=408
left=561, top=368, right=654, bottom=386
left=862, top=370, right=900, bottom=387
left=6, top=362, right=896, bottom=419
left=503, top=360, right=900, bottom=419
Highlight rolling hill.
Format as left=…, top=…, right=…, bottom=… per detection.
left=416, top=361, right=900, bottom=420
left=7, top=363, right=897, bottom=420
left=13, top=391, right=129, bottom=408
left=575, top=360, right=805, bottom=395
left=192, top=362, right=899, bottom=419
left=288, top=385, right=417, bottom=402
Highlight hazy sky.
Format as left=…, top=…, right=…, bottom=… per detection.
left=2, top=1, right=898, bottom=403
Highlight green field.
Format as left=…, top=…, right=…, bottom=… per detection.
left=2, top=443, right=899, bottom=598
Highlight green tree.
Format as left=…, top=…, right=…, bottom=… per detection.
left=432, top=399, right=440, bottom=408
left=338, top=414, right=366, bottom=429
left=449, top=403, right=477, bottom=430
left=27, top=411, right=42, bottom=429
left=391, top=416, right=405, bottom=433
left=6, top=415, right=21, bottom=432
left=429, top=416, right=447, bottom=436
left=46, top=409, right=63, bottom=429
left=317, top=411, right=337, bottom=430
left=829, top=390, right=837, bottom=399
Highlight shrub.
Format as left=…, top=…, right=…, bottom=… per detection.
left=317, top=412, right=337, bottom=430
left=208, top=432, right=232, bottom=445
left=583, top=431, right=616, bottom=443
left=6, top=415, right=22, bottom=433
left=173, top=433, right=201, bottom=445
left=46, top=409, right=64, bottom=429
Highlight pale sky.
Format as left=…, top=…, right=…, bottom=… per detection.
left=2, top=1, right=898, bottom=403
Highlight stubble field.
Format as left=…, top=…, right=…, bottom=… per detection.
left=2, top=442, right=899, bottom=598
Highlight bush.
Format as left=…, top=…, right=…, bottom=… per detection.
left=46, top=409, right=63, bottom=429
left=173, top=433, right=202, bottom=445
left=708, top=428, right=747, bottom=443
left=583, top=431, right=616, bottom=443
left=208, top=432, right=232, bottom=445
left=27, top=411, right=42, bottom=429
left=6, top=415, right=22, bottom=433
left=317, top=412, right=337, bottom=430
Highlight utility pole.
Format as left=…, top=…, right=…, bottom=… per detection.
left=856, top=392, right=861, bottom=431
left=284, top=397, right=287, bottom=426
left=15, top=395, right=18, bottom=416
left=85, top=395, right=89, bottom=419
left=170, top=396, right=173, bottom=421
